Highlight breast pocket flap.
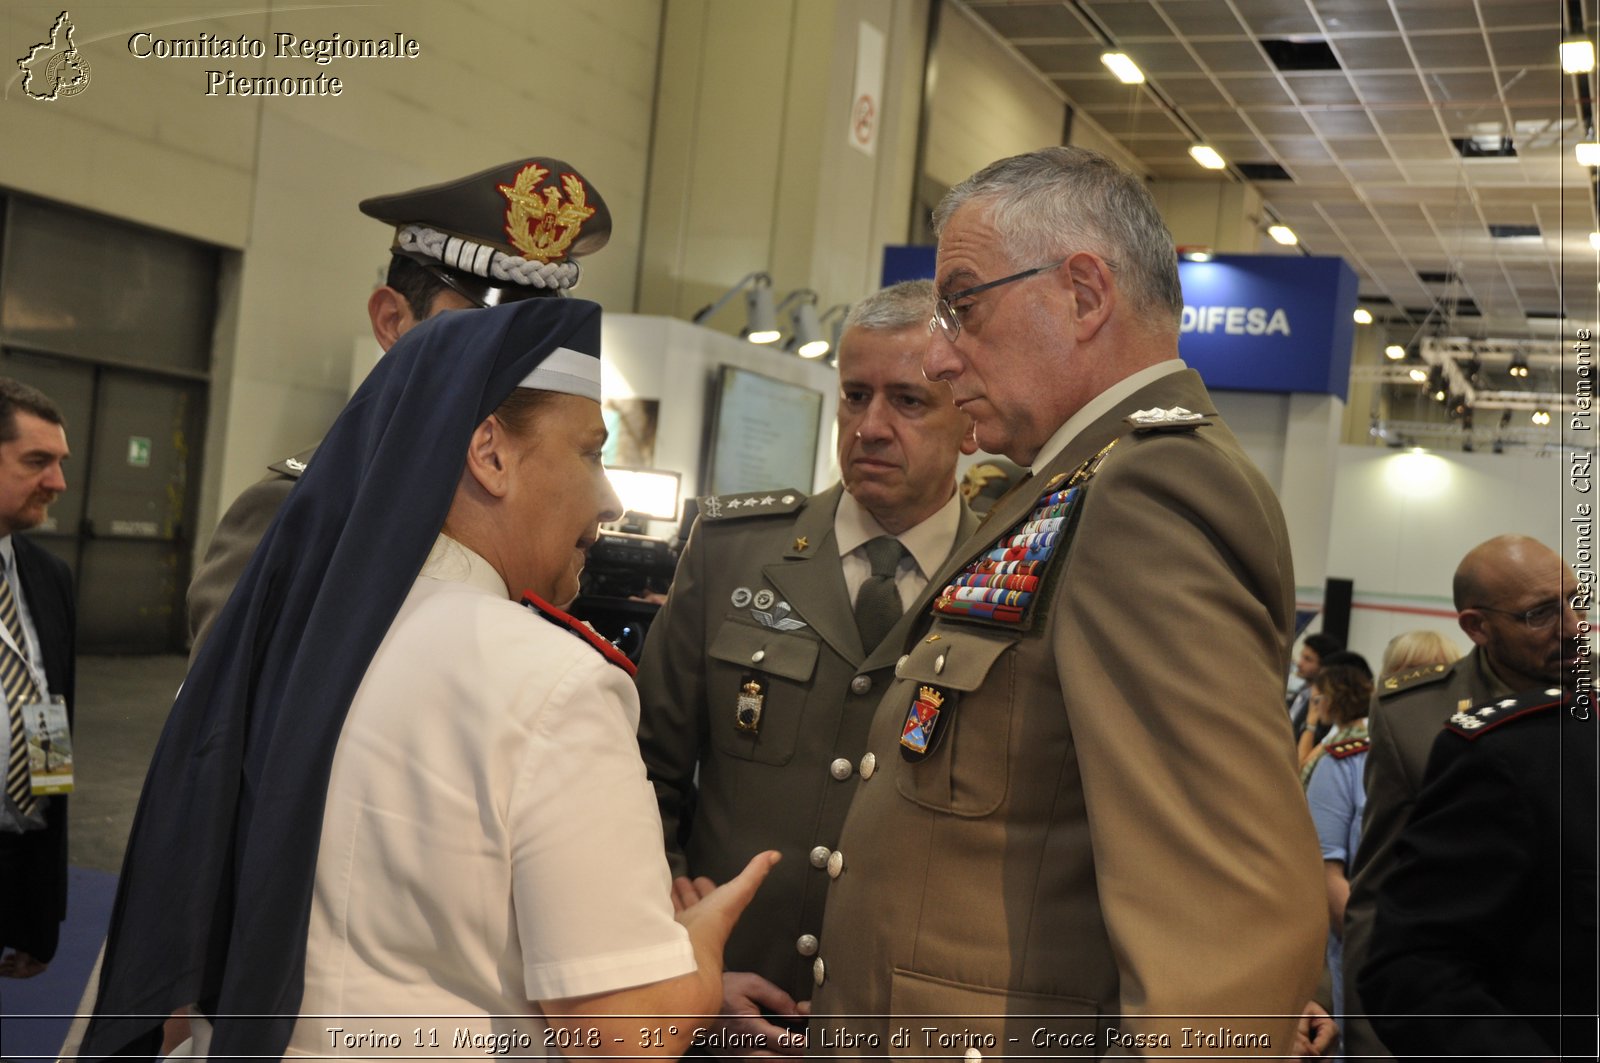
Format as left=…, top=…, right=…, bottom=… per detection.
left=709, top=620, right=819, bottom=682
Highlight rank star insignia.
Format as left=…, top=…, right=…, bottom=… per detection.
left=794, top=536, right=809, bottom=551
left=498, top=162, right=596, bottom=263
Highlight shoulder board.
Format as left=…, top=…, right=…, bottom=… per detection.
left=267, top=445, right=318, bottom=480
left=520, top=591, right=637, bottom=677
left=697, top=489, right=805, bottom=522
left=1378, top=660, right=1452, bottom=698
left=1123, top=406, right=1216, bottom=434
left=1445, top=686, right=1564, bottom=739
left=1328, top=735, right=1371, bottom=760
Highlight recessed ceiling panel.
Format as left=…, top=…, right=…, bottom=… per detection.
left=965, top=2, right=1092, bottom=39
left=1017, top=42, right=1111, bottom=74
left=1186, top=40, right=1273, bottom=75
left=1283, top=73, right=1361, bottom=105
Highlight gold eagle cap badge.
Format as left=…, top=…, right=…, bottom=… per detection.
left=498, top=162, right=597, bottom=263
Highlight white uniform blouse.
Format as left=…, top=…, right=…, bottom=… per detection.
left=284, top=536, right=693, bottom=1056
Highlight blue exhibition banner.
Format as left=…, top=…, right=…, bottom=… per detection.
left=1176, top=254, right=1357, bottom=400
left=881, top=246, right=1358, bottom=399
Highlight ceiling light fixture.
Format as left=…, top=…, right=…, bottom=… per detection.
left=1590, top=231, right=1600, bottom=251
left=1100, top=52, right=1145, bottom=84
left=1383, top=343, right=1405, bottom=359
left=776, top=289, right=830, bottom=359
left=1577, top=140, right=1600, bottom=167
left=1532, top=409, right=1552, bottom=426
left=1354, top=308, right=1374, bottom=325
left=1268, top=224, right=1298, bottom=246
left=1508, top=350, right=1531, bottom=378
left=1562, top=39, right=1596, bottom=74
left=1189, top=144, right=1226, bottom=170
left=1407, top=367, right=1429, bottom=383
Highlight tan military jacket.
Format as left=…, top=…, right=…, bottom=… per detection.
left=636, top=483, right=978, bottom=1002
left=807, top=370, right=1325, bottom=1058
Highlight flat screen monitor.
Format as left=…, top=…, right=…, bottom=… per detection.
left=705, top=364, right=823, bottom=495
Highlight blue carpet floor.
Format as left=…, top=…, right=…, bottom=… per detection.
left=1, top=866, right=116, bottom=1062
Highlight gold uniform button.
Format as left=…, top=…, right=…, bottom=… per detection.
left=850, top=674, right=872, bottom=695
left=809, top=846, right=831, bottom=869
left=827, top=850, right=844, bottom=878
left=829, top=757, right=853, bottom=781
left=859, top=752, right=877, bottom=779
left=796, top=934, right=818, bottom=957
left=812, top=957, right=826, bottom=987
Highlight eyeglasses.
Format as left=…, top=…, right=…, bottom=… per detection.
left=928, top=259, right=1065, bottom=341
left=1471, top=599, right=1584, bottom=630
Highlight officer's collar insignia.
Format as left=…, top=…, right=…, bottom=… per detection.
left=1446, top=687, right=1564, bottom=739
left=520, top=590, right=636, bottom=677
left=794, top=536, right=809, bottom=552
left=900, top=684, right=949, bottom=759
left=285, top=457, right=307, bottom=472
left=930, top=439, right=1117, bottom=631
left=1126, top=405, right=1208, bottom=428
left=498, top=161, right=596, bottom=264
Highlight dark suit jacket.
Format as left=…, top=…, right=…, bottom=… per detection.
left=0, top=533, right=77, bottom=962
left=1341, top=647, right=1512, bottom=1061
left=637, top=483, right=978, bottom=1002
left=1360, top=691, right=1597, bottom=1061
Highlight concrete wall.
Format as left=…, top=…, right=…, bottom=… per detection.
left=2, top=0, right=663, bottom=555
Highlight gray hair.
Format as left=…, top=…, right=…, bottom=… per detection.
left=932, top=146, right=1182, bottom=325
left=843, top=278, right=936, bottom=333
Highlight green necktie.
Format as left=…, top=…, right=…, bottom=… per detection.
left=854, top=536, right=907, bottom=653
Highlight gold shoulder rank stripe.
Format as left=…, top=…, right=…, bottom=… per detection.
left=1378, top=661, right=1451, bottom=698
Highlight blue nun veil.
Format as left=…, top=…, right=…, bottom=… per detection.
left=83, top=298, right=603, bottom=1061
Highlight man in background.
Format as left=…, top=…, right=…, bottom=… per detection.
left=1289, top=631, right=1344, bottom=740
left=637, top=279, right=978, bottom=1052
left=1343, top=533, right=1582, bottom=1060
left=187, top=156, right=610, bottom=653
left=0, top=378, right=76, bottom=980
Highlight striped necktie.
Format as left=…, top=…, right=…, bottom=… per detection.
left=0, top=573, right=41, bottom=817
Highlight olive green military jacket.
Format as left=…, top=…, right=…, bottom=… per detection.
left=806, top=369, right=1325, bottom=1058
left=1340, top=646, right=1512, bottom=1062
left=186, top=447, right=316, bottom=661
left=636, top=483, right=979, bottom=1003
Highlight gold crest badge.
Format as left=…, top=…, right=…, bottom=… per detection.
left=735, top=678, right=765, bottom=733
left=498, top=162, right=596, bottom=263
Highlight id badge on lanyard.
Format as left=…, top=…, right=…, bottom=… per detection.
left=23, top=694, right=72, bottom=795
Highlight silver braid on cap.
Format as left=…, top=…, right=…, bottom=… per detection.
left=396, top=224, right=581, bottom=290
